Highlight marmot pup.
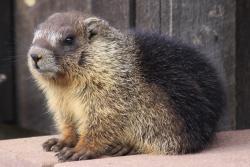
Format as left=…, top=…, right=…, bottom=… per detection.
left=28, top=11, right=226, bottom=161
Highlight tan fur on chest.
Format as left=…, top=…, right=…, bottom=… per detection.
left=45, top=85, right=90, bottom=134
left=43, top=75, right=115, bottom=135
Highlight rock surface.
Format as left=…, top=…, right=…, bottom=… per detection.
left=0, top=130, right=249, bottom=167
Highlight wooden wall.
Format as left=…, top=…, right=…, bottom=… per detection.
left=0, top=1, right=15, bottom=124
left=236, top=0, right=250, bottom=129
left=13, top=0, right=245, bottom=133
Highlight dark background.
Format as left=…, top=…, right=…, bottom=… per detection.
left=0, top=0, right=249, bottom=138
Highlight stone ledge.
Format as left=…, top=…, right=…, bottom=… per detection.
left=0, top=130, right=250, bottom=167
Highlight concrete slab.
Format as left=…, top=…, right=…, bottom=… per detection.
left=0, top=135, right=57, bottom=167
left=0, top=130, right=250, bottom=167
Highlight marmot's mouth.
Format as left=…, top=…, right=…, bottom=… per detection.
left=32, top=62, right=58, bottom=73
left=30, top=59, right=63, bottom=78
left=33, top=63, right=40, bottom=70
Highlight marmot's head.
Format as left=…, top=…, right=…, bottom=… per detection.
left=28, top=12, right=124, bottom=85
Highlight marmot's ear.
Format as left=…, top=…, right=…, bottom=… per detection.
left=84, top=17, right=109, bottom=41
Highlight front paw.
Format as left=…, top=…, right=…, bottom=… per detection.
left=105, top=143, right=137, bottom=156
left=42, top=138, right=74, bottom=152
left=55, top=147, right=100, bottom=162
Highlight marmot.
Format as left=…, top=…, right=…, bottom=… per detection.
left=28, top=11, right=226, bottom=161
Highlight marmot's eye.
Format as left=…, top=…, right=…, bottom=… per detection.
left=63, top=36, right=75, bottom=45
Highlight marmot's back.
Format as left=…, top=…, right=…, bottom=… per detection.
left=133, top=32, right=225, bottom=152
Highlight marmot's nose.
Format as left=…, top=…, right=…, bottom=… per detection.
left=30, top=54, right=42, bottom=64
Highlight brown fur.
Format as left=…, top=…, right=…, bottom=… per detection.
left=28, top=11, right=225, bottom=161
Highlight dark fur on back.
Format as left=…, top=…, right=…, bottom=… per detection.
left=134, top=32, right=225, bottom=152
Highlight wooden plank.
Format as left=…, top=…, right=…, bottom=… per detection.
left=91, top=0, right=131, bottom=31
left=135, top=0, right=161, bottom=32
left=236, top=0, right=250, bottom=129
left=14, top=0, right=243, bottom=132
left=0, top=1, right=15, bottom=123
left=15, top=0, right=91, bottom=133
left=161, top=0, right=236, bottom=130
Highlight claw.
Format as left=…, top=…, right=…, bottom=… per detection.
left=42, top=138, right=74, bottom=152
left=42, top=138, right=59, bottom=152
left=105, top=143, right=137, bottom=156
left=55, top=148, right=100, bottom=161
